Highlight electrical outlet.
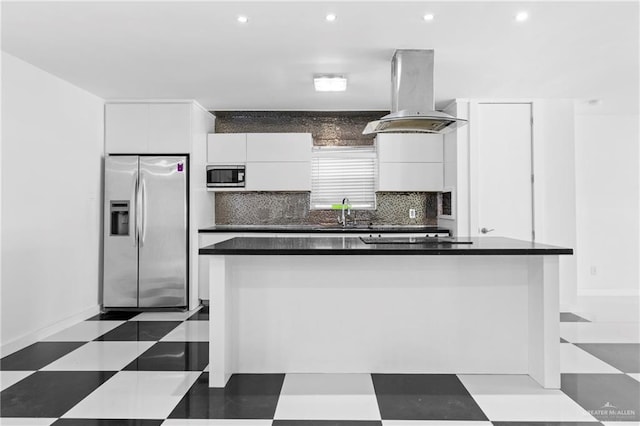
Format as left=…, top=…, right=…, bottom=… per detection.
left=409, top=208, right=416, bottom=219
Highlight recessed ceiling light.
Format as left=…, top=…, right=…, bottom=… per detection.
left=237, top=15, right=249, bottom=24
left=314, top=75, right=347, bottom=92
left=326, top=13, right=337, bottom=22
left=515, top=11, right=529, bottom=22
left=423, top=14, right=435, bottom=22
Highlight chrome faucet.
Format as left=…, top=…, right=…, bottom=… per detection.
left=338, top=197, right=351, bottom=228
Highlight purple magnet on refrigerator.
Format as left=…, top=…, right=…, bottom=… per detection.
left=177, top=163, right=184, bottom=172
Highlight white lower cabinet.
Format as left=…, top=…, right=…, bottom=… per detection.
left=246, top=162, right=311, bottom=191
left=199, top=234, right=232, bottom=300
left=198, top=233, right=276, bottom=299
left=198, top=231, right=437, bottom=300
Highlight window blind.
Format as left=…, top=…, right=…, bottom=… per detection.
left=310, top=146, right=377, bottom=210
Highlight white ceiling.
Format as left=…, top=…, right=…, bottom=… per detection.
left=2, top=1, right=638, bottom=115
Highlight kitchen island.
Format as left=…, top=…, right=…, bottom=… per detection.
left=200, top=236, right=572, bottom=389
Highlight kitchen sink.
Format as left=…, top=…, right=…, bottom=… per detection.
left=312, top=224, right=376, bottom=231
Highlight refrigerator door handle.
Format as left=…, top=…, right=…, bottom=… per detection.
left=140, top=173, right=147, bottom=246
left=131, top=173, right=138, bottom=247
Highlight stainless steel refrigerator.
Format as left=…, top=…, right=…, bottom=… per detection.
left=103, top=155, right=188, bottom=308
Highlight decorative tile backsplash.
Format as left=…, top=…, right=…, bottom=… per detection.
left=215, top=192, right=438, bottom=226
left=214, top=111, right=385, bottom=146
left=212, top=111, right=439, bottom=226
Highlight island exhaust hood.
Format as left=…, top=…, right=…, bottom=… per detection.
left=363, top=49, right=467, bottom=135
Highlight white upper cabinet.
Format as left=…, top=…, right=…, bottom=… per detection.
left=205, top=132, right=312, bottom=191
left=148, top=104, right=191, bottom=153
left=207, top=134, right=247, bottom=164
left=246, top=133, right=312, bottom=162
left=105, top=104, right=149, bottom=153
left=245, top=162, right=311, bottom=191
left=376, top=133, right=444, bottom=191
left=105, top=103, right=191, bottom=154
left=378, top=163, right=444, bottom=191
left=377, top=133, right=443, bottom=162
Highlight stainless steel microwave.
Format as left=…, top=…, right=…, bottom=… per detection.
left=206, top=165, right=246, bottom=188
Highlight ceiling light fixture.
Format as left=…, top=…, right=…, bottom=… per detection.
left=314, top=75, right=347, bottom=92
left=515, top=11, right=529, bottom=22
left=423, top=14, right=435, bottom=21
left=237, top=15, right=249, bottom=24
left=326, top=13, right=337, bottom=22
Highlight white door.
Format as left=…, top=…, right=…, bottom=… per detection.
left=473, top=103, right=533, bottom=240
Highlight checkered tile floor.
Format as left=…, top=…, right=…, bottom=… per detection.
left=1, top=306, right=639, bottom=425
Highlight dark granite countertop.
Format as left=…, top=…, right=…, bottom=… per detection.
left=199, top=224, right=450, bottom=234
left=199, top=236, right=573, bottom=256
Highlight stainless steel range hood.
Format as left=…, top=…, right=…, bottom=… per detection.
left=363, top=49, right=467, bottom=135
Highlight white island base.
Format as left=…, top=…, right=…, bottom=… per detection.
left=208, top=254, right=560, bottom=389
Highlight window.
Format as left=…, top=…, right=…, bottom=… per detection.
left=310, top=146, right=377, bottom=210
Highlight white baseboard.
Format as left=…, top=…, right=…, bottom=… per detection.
left=1, top=304, right=101, bottom=357
left=578, top=289, right=640, bottom=297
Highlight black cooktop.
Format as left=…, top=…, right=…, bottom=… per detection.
left=359, top=236, right=474, bottom=245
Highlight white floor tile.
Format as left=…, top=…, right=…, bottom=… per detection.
left=161, top=321, right=209, bottom=342
left=383, top=422, right=493, bottom=426
left=0, top=419, right=56, bottom=426
left=41, top=341, right=154, bottom=371
left=62, top=371, right=200, bottom=419
left=602, top=423, right=640, bottom=426
left=162, top=421, right=272, bottom=426
left=458, top=374, right=597, bottom=422
left=274, top=373, right=381, bottom=420
left=560, top=322, right=640, bottom=343
left=130, top=311, right=194, bottom=321
left=560, top=342, right=623, bottom=373
left=42, top=321, right=124, bottom=341
left=458, top=374, right=550, bottom=395
left=627, top=373, right=640, bottom=382
left=0, top=371, right=35, bottom=391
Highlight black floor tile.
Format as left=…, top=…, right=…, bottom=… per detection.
left=187, top=306, right=209, bottom=321
left=273, top=422, right=382, bottom=426
left=575, top=343, right=640, bottom=373
left=168, top=373, right=284, bottom=419
left=560, top=313, right=590, bottom=322
left=561, top=373, right=640, bottom=422
left=371, top=374, right=488, bottom=420
left=87, top=311, right=140, bottom=321
left=52, top=420, right=162, bottom=426
left=123, top=342, right=208, bottom=371
left=493, top=423, right=603, bottom=426
left=1, top=371, right=115, bottom=417
left=94, top=321, right=181, bottom=341
left=0, top=342, right=86, bottom=370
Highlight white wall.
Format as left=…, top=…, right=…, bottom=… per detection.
left=1, top=52, right=104, bottom=354
left=575, top=113, right=640, bottom=295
